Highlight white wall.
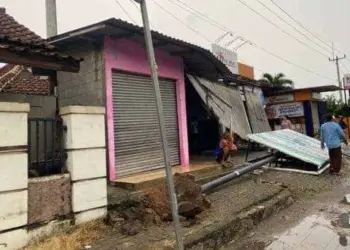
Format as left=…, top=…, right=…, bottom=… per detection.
left=0, top=102, right=30, bottom=249
left=60, top=106, right=107, bottom=224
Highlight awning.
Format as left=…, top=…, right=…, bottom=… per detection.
left=245, top=91, right=271, bottom=133
left=187, top=74, right=251, bottom=139
left=247, top=129, right=329, bottom=168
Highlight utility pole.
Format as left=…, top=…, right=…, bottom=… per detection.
left=45, top=0, right=58, bottom=37
left=133, top=0, right=184, bottom=249
left=343, top=77, right=348, bottom=105
left=329, top=43, right=346, bottom=102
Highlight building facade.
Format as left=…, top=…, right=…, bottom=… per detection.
left=49, top=18, right=233, bottom=181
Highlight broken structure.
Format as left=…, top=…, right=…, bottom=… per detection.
left=247, top=129, right=330, bottom=175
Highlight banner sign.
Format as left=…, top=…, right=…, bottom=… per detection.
left=265, top=102, right=304, bottom=119
left=267, top=94, right=294, bottom=104
left=212, top=44, right=238, bottom=74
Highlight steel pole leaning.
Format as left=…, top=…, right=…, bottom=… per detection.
left=137, top=0, right=184, bottom=249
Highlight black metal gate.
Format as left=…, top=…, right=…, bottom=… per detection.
left=28, top=117, right=67, bottom=177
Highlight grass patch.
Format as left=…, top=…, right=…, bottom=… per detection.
left=25, top=220, right=108, bottom=250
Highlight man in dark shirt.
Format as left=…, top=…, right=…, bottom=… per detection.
left=336, top=115, right=348, bottom=133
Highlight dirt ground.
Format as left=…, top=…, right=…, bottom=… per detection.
left=26, top=154, right=350, bottom=250
left=223, top=158, right=350, bottom=249
left=90, top=157, right=350, bottom=250
left=225, top=176, right=350, bottom=249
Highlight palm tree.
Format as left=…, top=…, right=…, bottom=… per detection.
left=260, top=73, right=294, bottom=88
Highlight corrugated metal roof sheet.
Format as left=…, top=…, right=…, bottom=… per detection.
left=264, top=85, right=341, bottom=96
left=247, top=129, right=329, bottom=168
left=187, top=74, right=251, bottom=139
left=47, top=18, right=260, bottom=85
left=245, top=91, right=271, bottom=133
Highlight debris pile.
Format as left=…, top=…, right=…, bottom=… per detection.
left=107, top=173, right=211, bottom=235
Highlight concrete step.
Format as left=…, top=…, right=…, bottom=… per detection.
left=112, top=152, right=272, bottom=191
left=112, top=163, right=232, bottom=191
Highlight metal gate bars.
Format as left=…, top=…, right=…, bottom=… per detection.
left=28, top=117, right=67, bottom=177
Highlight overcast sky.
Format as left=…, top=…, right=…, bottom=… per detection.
left=2, top=0, right=350, bottom=92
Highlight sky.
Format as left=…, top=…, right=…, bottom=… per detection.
left=2, top=0, right=350, bottom=95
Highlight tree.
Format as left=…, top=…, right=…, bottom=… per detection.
left=324, top=94, right=348, bottom=115
left=260, top=73, right=294, bottom=87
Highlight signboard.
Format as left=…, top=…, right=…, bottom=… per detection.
left=344, top=74, right=350, bottom=90
left=265, top=102, right=304, bottom=119
left=247, top=129, right=329, bottom=168
left=267, top=94, right=294, bottom=104
left=238, top=63, right=254, bottom=79
left=212, top=44, right=238, bottom=74
left=311, top=92, right=322, bottom=100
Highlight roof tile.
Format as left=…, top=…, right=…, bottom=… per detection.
left=0, top=64, right=50, bottom=95
left=0, top=7, right=81, bottom=67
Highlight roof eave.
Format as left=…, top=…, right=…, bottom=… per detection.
left=0, top=47, right=80, bottom=73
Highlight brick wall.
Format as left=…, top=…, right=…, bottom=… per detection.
left=0, top=93, right=56, bottom=118
left=57, top=41, right=105, bottom=107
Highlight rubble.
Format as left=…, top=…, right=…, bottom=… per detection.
left=146, top=173, right=211, bottom=220
left=121, top=220, right=143, bottom=236
left=107, top=173, right=211, bottom=235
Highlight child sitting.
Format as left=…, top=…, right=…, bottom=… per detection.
left=214, top=131, right=238, bottom=165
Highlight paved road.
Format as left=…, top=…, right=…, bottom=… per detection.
left=223, top=176, right=350, bottom=250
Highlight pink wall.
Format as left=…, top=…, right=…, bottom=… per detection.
left=104, top=37, right=189, bottom=181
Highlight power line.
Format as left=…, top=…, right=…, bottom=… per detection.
left=255, top=45, right=336, bottom=82
left=340, top=60, right=350, bottom=70
left=269, top=0, right=350, bottom=67
left=128, top=0, right=156, bottom=29
left=329, top=55, right=347, bottom=101
left=161, top=0, right=337, bottom=82
left=173, top=0, right=350, bottom=68
left=166, top=0, right=234, bottom=34
left=236, top=0, right=329, bottom=58
left=115, top=0, right=137, bottom=24
left=254, top=0, right=332, bottom=55
left=129, top=0, right=140, bottom=12
left=269, top=0, right=336, bottom=53
left=152, top=1, right=213, bottom=43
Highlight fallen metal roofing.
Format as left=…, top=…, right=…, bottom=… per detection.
left=245, top=91, right=271, bottom=133
left=187, top=74, right=251, bottom=139
left=247, top=129, right=329, bottom=168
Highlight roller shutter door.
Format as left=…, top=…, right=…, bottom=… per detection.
left=112, top=72, right=180, bottom=177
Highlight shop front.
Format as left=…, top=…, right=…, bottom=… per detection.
left=266, top=101, right=306, bottom=133
left=264, top=85, right=341, bottom=137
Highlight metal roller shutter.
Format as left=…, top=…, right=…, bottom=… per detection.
left=112, top=72, right=180, bottom=177
left=159, top=78, right=180, bottom=165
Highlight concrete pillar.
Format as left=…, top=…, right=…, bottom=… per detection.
left=60, top=106, right=107, bottom=225
left=0, top=102, right=30, bottom=249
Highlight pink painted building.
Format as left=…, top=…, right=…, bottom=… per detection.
left=48, top=18, right=231, bottom=181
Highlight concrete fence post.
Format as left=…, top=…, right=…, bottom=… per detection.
left=0, top=102, right=30, bottom=249
left=60, top=106, right=107, bottom=224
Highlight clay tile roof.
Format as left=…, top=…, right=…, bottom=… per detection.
left=0, top=7, right=81, bottom=71
left=0, top=7, right=43, bottom=44
left=0, top=64, right=50, bottom=95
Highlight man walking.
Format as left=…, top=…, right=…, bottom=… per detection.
left=320, top=114, right=348, bottom=175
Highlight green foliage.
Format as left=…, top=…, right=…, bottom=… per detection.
left=324, top=95, right=350, bottom=116
left=260, top=73, right=294, bottom=87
